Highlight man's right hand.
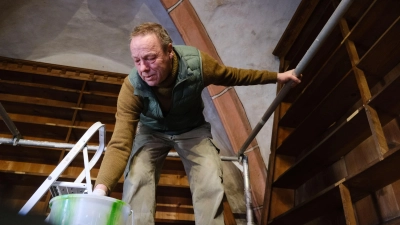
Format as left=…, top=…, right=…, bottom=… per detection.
left=92, top=184, right=108, bottom=196
left=277, top=69, right=302, bottom=87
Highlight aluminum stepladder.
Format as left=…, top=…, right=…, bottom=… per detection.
left=18, top=122, right=106, bottom=215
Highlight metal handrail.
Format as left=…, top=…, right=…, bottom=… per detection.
left=237, top=0, right=356, bottom=159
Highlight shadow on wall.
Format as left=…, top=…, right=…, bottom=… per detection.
left=0, top=0, right=183, bottom=67
left=0, top=0, right=83, bottom=59
left=87, top=0, right=143, bottom=28
left=87, top=0, right=184, bottom=45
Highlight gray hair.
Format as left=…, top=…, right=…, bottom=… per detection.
left=130, top=22, right=172, bottom=52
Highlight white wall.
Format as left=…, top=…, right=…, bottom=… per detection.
left=191, top=0, right=300, bottom=167
left=0, top=0, right=300, bottom=168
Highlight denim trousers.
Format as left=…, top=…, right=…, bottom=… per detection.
left=122, top=122, right=225, bottom=225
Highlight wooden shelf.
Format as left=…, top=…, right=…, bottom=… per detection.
left=345, top=145, right=400, bottom=202
left=278, top=44, right=352, bottom=129
left=277, top=72, right=360, bottom=156
left=347, top=0, right=400, bottom=56
left=368, top=69, right=400, bottom=125
left=274, top=68, right=400, bottom=188
left=269, top=145, right=400, bottom=225
left=357, top=18, right=400, bottom=87
left=0, top=56, right=231, bottom=224
left=267, top=1, right=400, bottom=224
left=274, top=105, right=371, bottom=188
left=268, top=183, right=343, bottom=225
left=274, top=0, right=341, bottom=103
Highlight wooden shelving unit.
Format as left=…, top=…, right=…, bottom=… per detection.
left=264, top=0, right=400, bottom=224
left=0, top=57, right=209, bottom=224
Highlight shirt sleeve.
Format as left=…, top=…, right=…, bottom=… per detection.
left=95, top=77, right=143, bottom=192
left=201, top=51, right=278, bottom=87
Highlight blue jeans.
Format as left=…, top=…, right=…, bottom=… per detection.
left=122, top=122, right=225, bottom=225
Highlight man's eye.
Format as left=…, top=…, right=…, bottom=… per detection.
left=146, top=55, right=157, bottom=62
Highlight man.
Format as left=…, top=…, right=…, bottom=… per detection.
left=93, top=22, right=301, bottom=225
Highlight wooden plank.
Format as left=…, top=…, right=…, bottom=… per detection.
left=344, top=145, right=400, bottom=202
left=353, top=195, right=380, bottom=225
left=223, top=194, right=237, bottom=225
left=0, top=145, right=61, bottom=164
left=268, top=188, right=294, bottom=221
left=0, top=94, right=116, bottom=114
left=295, top=158, right=347, bottom=206
left=261, top=96, right=283, bottom=224
left=155, top=218, right=195, bottom=225
left=339, top=184, right=357, bottom=225
left=339, top=18, right=372, bottom=104
left=268, top=125, right=295, bottom=220
left=2, top=113, right=114, bottom=133
left=344, top=136, right=380, bottom=177
left=0, top=76, right=120, bottom=98
left=365, top=105, right=389, bottom=156
left=268, top=183, right=343, bottom=225
left=0, top=56, right=126, bottom=85
left=0, top=101, right=74, bottom=121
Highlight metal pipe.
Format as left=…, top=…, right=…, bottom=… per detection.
left=0, top=103, right=21, bottom=145
left=0, top=137, right=101, bottom=151
left=237, top=0, right=355, bottom=158
left=243, top=155, right=255, bottom=225
left=0, top=137, right=239, bottom=161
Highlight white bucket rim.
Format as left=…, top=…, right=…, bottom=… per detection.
left=49, top=194, right=129, bottom=207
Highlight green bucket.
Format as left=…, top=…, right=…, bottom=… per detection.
left=48, top=194, right=131, bottom=225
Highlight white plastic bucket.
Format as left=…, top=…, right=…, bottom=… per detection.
left=48, top=194, right=131, bottom=225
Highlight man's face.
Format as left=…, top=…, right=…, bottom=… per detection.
left=130, top=34, right=173, bottom=86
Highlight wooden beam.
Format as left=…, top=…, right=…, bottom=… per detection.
left=0, top=79, right=119, bottom=98
left=223, top=194, right=237, bottom=225
left=2, top=113, right=114, bottom=133
left=0, top=56, right=126, bottom=85
left=159, top=0, right=266, bottom=222
left=0, top=94, right=116, bottom=114
left=365, top=105, right=389, bottom=156
left=339, top=184, right=357, bottom=225
left=339, top=18, right=372, bottom=103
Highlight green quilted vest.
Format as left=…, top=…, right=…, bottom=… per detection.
left=128, top=45, right=205, bottom=134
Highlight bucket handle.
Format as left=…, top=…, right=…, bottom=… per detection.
left=82, top=146, right=92, bottom=194
left=130, top=210, right=134, bottom=225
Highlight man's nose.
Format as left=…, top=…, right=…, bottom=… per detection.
left=138, top=61, right=150, bottom=72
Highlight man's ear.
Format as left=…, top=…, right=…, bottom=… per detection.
left=168, top=43, right=173, bottom=59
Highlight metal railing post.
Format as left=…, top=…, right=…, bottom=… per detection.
left=0, top=103, right=21, bottom=145
left=242, top=155, right=255, bottom=225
